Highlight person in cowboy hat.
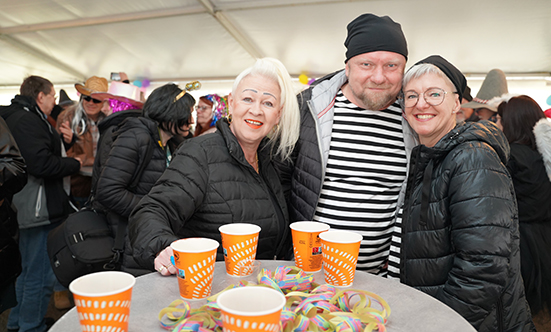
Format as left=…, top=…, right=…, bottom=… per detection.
left=461, top=69, right=509, bottom=122
left=52, top=76, right=109, bottom=309
left=56, top=76, right=109, bottom=208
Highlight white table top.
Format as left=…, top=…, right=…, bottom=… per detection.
left=50, top=260, right=475, bottom=332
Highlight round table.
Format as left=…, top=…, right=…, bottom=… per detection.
left=50, top=260, right=475, bottom=332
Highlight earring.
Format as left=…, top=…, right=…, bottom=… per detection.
left=227, top=114, right=233, bottom=124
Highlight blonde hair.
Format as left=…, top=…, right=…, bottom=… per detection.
left=232, top=58, right=300, bottom=161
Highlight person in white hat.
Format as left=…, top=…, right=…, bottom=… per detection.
left=89, top=80, right=145, bottom=194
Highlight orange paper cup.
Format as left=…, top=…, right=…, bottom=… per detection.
left=319, top=230, right=363, bottom=287
left=219, top=223, right=261, bottom=277
left=290, top=221, right=330, bottom=272
left=171, top=238, right=219, bottom=300
left=69, top=271, right=136, bottom=332
left=217, top=286, right=286, bottom=332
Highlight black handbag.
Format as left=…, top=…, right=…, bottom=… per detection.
left=47, top=139, right=154, bottom=287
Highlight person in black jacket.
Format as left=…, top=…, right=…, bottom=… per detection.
left=1, top=75, right=81, bottom=332
left=0, top=117, right=27, bottom=314
left=391, top=56, right=534, bottom=332
left=92, top=83, right=194, bottom=276
left=129, top=58, right=301, bottom=276
left=496, top=96, right=551, bottom=327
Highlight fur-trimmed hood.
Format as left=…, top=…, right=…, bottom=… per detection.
left=534, top=118, right=551, bottom=180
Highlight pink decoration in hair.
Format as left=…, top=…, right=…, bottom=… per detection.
left=110, top=99, right=140, bottom=113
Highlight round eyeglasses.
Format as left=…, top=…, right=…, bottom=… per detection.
left=401, top=88, right=457, bottom=108
left=194, top=105, right=211, bottom=112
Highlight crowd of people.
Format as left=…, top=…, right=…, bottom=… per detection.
left=0, top=12, right=550, bottom=332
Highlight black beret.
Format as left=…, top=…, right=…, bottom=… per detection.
left=414, top=55, right=466, bottom=101
left=345, top=13, right=408, bottom=63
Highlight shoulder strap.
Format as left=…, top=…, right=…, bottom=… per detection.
left=111, top=137, right=155, bottom=249
left=105, top=137, right=156, bottom=269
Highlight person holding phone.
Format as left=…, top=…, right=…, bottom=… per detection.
left=56, top=76, right=109, bottom=208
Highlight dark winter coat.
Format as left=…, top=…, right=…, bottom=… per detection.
left=129, top=119, right=291, bottom=270
left=92, top=116, right=167, bottom=275
left=0, top=116, right=27, bottom=313
left=399, top=121, right=534, bottom=332
left=0, top=95, right=80, bottom=226
left=507, top=134, right=551, bottom=315
left=91, top=109, right=142, bottom=195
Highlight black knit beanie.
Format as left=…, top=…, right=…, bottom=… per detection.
left=414, top=55, right=467, bottom=102
left=344, top=13, right=408, bottom=63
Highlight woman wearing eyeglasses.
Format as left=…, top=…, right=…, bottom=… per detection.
left=56, top=76, right=109, bottom=208
left=92, top=83, right=194, bottom=276
left=389, top=56, right=533, bottom=332
left=193, top=94, right=227, bottom=137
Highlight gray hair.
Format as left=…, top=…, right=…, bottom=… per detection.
left=71, top=99, right=88, bottom=136
left=232, top=57, right=300, bottom=161
left=403, top=63, right=455, bottom=91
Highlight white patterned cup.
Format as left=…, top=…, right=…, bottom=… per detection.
left=319, top=230, right=363, bottom=287
left=219, top=223, right=261, bottom=277
left=69, top=271, right=136, bottom=332
left=217, top=286, right=286, bottom=332
left=171, top=238, right=219, bottom=300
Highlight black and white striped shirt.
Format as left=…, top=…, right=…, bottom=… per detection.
left=387, top=209, right=403, bottom=279
left=313, top=90, right=407, bottom=275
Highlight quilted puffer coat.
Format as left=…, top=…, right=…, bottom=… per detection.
left=129, top=119, right=291, bottom=270
left=93, top=116, right=167, bottom=275
left=400, top=121, right=534, bottom=332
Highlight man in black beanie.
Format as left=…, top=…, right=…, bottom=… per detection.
left=277, top=13, right=417, bottom=276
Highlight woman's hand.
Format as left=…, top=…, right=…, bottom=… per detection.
left=59, top=121, right=74, bottom=144
left=154, top=246, right=177, bottom=276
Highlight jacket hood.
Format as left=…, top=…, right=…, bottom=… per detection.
left=98, top=109, right=142, bottom=134
left=430, top=120, right=510, bottom=164
left=3, top=95, right=38, bottom=118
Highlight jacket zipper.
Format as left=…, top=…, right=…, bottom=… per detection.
left=247, top=155, right=287, bottom=260
left=306, top=99, right=327, bottom=216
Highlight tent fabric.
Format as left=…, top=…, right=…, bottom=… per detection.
left=0, top=0, right=550, bottom=94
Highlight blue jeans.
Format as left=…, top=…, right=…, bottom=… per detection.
left=7, top=223, right=57, bottom=332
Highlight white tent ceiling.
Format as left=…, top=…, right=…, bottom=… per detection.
left=1, top=0, right=551, bottom=106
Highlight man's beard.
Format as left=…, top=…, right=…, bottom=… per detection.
left=353, top=85, right=398, bottom=111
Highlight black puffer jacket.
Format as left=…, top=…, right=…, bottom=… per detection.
left=93, top=117, right=167, bottom=274
left=129, top=119, right=291, bottom=270
left=400, top=121, right=534, bottom=332
left=91, top=109, right=142, bottom=195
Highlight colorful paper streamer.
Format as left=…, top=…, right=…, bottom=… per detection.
left=158, top=265, right=391, bottom=332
